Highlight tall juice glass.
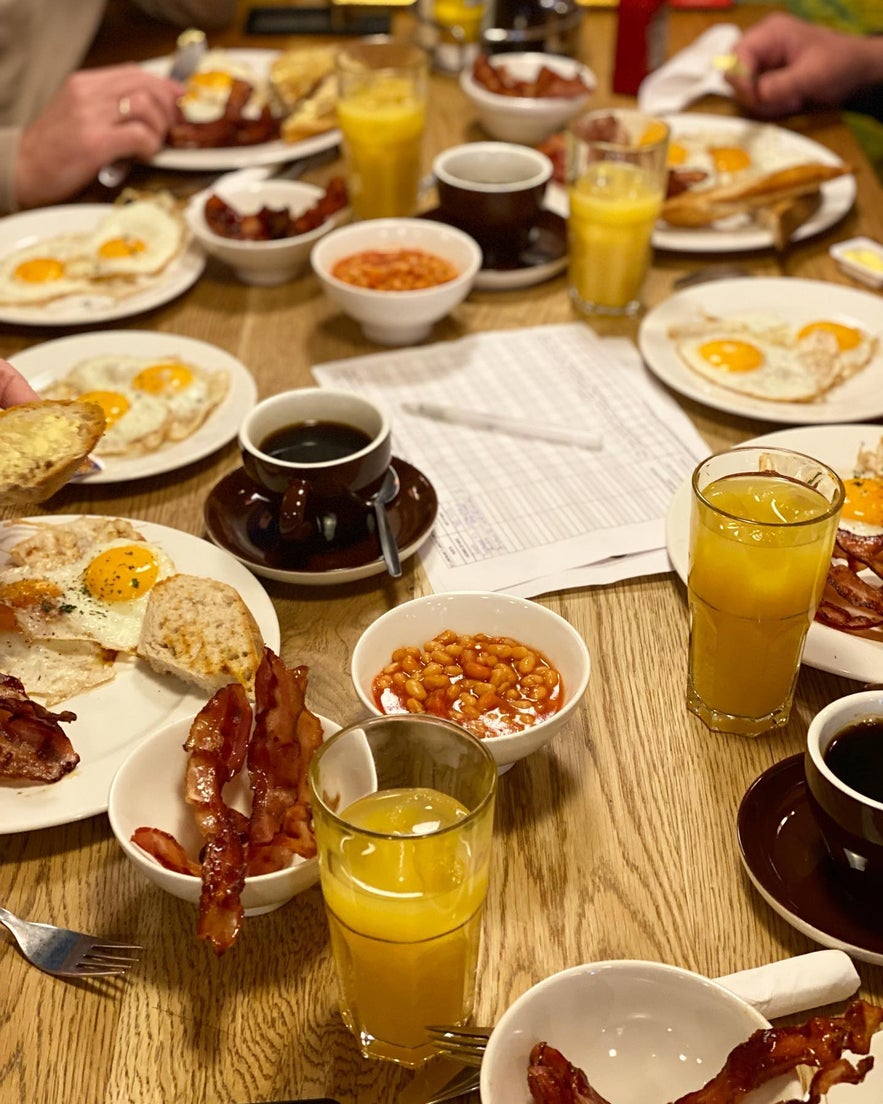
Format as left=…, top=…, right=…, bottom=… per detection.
left=309, top=714, right=497, bottom=1067
left=336, top=40, right=428, bottom=219
left=567, top=110, right=669, bottom=316
left=688, top=447, right=843, bottom=737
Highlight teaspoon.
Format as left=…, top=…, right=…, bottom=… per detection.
left=371, top=467, right=402, bottom=578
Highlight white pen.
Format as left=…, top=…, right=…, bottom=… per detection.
left=402, top=402, right=603, bottom=451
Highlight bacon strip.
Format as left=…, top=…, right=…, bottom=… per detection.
left=835, top=530, right=883, bottom=577
left=828, top=563, right=883, bottom=615
left=131, top=826, right=201, bottom=876
left=167, top=79, right=280, bottom=150
left=0, top=673, right=78, bottom=783
left=528, top=1043, right=613, bottom=1104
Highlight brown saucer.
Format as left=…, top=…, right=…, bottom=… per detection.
left=204, top=457, right=438, bottom=585
left=737, top=754, right=883, bottom=965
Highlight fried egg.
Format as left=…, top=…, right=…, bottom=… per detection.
left=0, top=237, right=96, bottom=304
left=666, top=124, right=801, bottom=190
left=179, top=50, right=263, bottom=124
left=81, top=200, right=186, bottom=278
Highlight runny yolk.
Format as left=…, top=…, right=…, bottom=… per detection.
left=78, top=389, right=131, bottom=427
left=14, top=257, right=65, bottom=283
left=84, top=544, right=160, bottom=602
left=133, top=361, right=193, bottom=394
left=98, top=236, right=146, bottom=259
left=666, top=142, right=688, bottom=166
left=699, top=339, right=764, bottom=373
left=710, top=146, right=751, bottom=173
left=841, top=477, right=883, bottom=526
left=797, top=320, right=863, bottom=351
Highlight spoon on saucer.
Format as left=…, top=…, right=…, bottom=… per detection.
left=371, top=467, right=402, bottom=578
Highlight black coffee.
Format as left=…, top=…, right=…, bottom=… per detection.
left=261, top=420, right=372, bottom=464
left=824, top=718, right=883, bottom=803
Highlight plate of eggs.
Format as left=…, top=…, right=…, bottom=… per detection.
left=653, top=114, right=856, bottom=253
left=666, top=423, right=883, bottom=684
left=10, top=331, right=257, bottom=483
left=0, top=195, right=204, bottom=325
left=638, top=277, right=883, bottom=424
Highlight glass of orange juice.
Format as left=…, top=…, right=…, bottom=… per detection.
left=567, top=109, right=669, bottom=316
left=309, top=713, right=497, bottom=1067
left=688, top=447, right=843, bottom=737
left=336, top=39, right=429, bottom=220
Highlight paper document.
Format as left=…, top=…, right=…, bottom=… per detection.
left=313, top=324, right=709, bottom=596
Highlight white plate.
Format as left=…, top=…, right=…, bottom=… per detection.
left=0, top=205, right=204, bottom=327
left=638, top=278, right=883, bottom=424
left=143, top=48, right=341, bottom=171
left=666, top=424, right=883, bottom=684
left=10, top=331, right=256, bottom=484
left=654, top=114, right=855, bottom=253
left=0, top=517, right=281, bottom=834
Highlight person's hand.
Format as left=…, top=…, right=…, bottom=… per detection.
left=0, top=359, right=39, bottom=407
left=14, top=64, right=185, bottom=210
left=727, top=13, right=883, bottom=119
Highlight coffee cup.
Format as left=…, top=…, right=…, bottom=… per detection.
left=239, top=388, right=392, bottom=547
left=805, top=689, right=883, bottom=901
left=432, top=141, right=552, bottom=262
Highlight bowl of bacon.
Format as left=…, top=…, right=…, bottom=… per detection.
left=460, top=53, right=595, bottom=146
left=184, top=176, right=348, bottom=286
left=481, top=959, right=883, bottom=1104
left=108, top=650, right=372, bottom=954
left=350, top=591, right=590, bottom=772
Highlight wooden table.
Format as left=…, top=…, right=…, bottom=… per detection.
left=1, top=4, right=881, bottom=1103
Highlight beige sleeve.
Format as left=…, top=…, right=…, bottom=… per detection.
left=0, top=126, right=21, bottom=214
left=130, top=0, right=237, bottom=30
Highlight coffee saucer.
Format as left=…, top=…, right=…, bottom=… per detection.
left=204, top=457, right=438, bottom=585
left=737, top=753, right=883, bottom=966
left=420, top=206, right=567, bottom=291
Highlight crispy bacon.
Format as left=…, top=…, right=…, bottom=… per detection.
left=167, top=78, right=281, bottom=150
left=828, top=562, right=883, bottom=615
left=834, top=530, right=883, bottom=577
left=815, top=598, right=883, bottom=631
left=203, top=177, right=347, bottom=241
left=472, top=54, right=591, bottom=99
left=131, top=826, right=200, bottom=876
left=0, top=673, right=78, bottom=783
left=528, top=1043, right=613, bottom=1104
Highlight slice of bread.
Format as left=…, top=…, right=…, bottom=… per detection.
left=136, top=574, right=264, bottom=696
left=0, top=400, right=106, bottom=505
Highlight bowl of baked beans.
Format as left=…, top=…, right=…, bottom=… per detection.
left=310, top=218, right=482, bottom=346
left=350, top=592, right=591, bottom=771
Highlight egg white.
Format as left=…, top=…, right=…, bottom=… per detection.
left=0, top=237, right=96, bottom=304
left=81, top=200, right=186, bottom=278
left=179, top=50, right=262, bottom=124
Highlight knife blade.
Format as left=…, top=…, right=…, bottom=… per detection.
left=97, top=27, right=206, bottom=190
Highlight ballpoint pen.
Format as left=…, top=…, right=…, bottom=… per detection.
left=402, top=401, right=603, bottom=451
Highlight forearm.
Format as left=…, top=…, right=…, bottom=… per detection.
left=0, top=126, right=21, bottom=214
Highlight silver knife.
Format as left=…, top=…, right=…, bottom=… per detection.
left=97, top=27, right=207, bottom=190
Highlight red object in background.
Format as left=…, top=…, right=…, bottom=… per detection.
left=612, top=0, right=669, bottom=96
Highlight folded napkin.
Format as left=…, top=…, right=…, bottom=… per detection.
left=715, top=950, right=860, bottom=1020
left=638, top=23, right=740, bottom=115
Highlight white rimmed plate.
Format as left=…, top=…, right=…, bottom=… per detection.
left=666, top=424, right=883, bottom=684
left=0, top=516, right=280, bottom=834
left=143, top=48, right=341, bottom=171
left=638, top=278, right=883, bottom=424
left=0, top=205, right=204, bottom=327
left=10, top=331, right=256, bottom=484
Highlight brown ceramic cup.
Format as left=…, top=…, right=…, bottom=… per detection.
left=805, top=689, right=883, bottom=902
left=239, top=388, right=392, bottom=546
left=432, top=141, right=552, bottom=262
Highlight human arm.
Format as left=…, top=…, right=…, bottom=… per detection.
left=727, top=13, right=883, bottom=119
left=0, top=360, right=39, bottom=408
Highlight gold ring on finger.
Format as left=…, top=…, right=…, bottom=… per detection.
left=118, top=95, right=132, bottom=120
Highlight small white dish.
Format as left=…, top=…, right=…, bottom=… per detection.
left=830, top=236, right=883, bottom=289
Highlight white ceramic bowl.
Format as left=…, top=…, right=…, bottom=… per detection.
left=185, top=178, right=343, bottom=286
left=460, top=52, right=595, bottom=145
left=108, top=712, right=373, bottom=916
left=310, top=218, right=482, bottom=346
left=350, top=591, right=590, bottom=771
left=481, top=960, right=804, bottom=1104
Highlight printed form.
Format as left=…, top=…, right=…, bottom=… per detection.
left=313, top=324, right=710, bottom=596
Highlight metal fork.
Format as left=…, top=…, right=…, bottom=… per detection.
left=0, top=905, right=141, bottom=979
left=425, top=1025, right=492, bottom=1068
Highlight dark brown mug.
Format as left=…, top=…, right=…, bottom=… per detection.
left=239, top=388, right=392, bottom=547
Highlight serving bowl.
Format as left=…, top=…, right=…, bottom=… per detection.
left=350, top=591, right=590, bottom=771
left=108, top=712, right=373, bottom=916
left=459, top=52, right=595, bottom=145
left=310, top=218, right=482, bottom=346
left=481, top=960, right=804, bottom=1104
left=185, top=178, right=343, bottom=286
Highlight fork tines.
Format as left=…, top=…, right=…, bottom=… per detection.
left=74, top=943, right=142, bottom=976
left=425, top=1024, right=491, bottom=1067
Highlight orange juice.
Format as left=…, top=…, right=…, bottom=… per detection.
left=688, top=471, right=840, bottom=733
left=337, top=78, right=426, bottom=219
left=318, top=786, right=491, bottom=1066
left=433, top=0, right=485, bottom=42
left=568, top=161, right=663, bottom=312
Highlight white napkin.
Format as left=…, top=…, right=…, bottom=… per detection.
left=715, top=950, right=860, bottom=1020
left=638, top=23, right=740, bottom=115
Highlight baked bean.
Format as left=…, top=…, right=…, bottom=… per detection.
left=331, top=248, right=458, bottom=291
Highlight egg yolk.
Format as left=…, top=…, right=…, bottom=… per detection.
left=639, top=121, right=669, bottom=147
left=710, top=146, right=751, bottom=173
left=78, top=389, right=131, bottom=427
left=14, top=257, right=65, bottom=283
left=797, top=320, right=863, bottom=351
left=98, top=236, right=146, bottom=259
left=667, top=143, right=687, bottom=167
left=699, top=339, right=764, bottom=373
left=187, top=69, right=233, bottom=95
left=133, top=361, right=193, bottom=394
left=83, top=544, right=161, bottom=602
left=842, top=477, right=883, bottom=527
